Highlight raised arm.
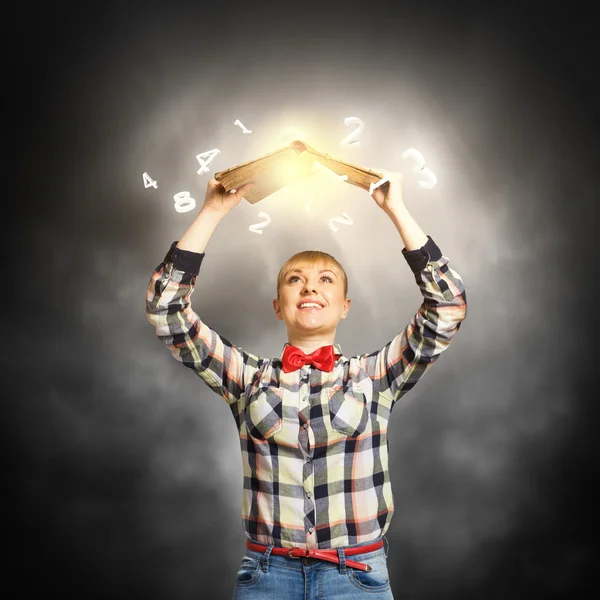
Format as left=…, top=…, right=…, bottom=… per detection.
left=146, top=179, right=261, bottom=408
left=360, top=172, right=468, bottom=406
left=177, top=178, right=255, bottom=253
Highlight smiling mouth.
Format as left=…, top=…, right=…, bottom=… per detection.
left=297, top=303, right=325, bottom=311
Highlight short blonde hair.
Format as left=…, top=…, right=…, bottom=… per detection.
left=277, top=251, right=348, bottom=299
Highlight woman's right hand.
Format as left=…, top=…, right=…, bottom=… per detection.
left=201, top=178, right=255, bottom=216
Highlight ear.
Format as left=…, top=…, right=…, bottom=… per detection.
left=273, top=298, right=283, bottom=320
left=341, top=298, right=351, bottom=319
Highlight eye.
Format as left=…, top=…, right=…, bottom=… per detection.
left=287, top=274, right=334, bottom=283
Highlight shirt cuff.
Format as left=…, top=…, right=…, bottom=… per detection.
left=164, top=241, right=205, bottom=275
left=401, top=236, right=443, bottom=274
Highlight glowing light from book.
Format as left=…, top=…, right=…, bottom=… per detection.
left=249, top=212, right=271, bottom=235
left=369, top=176, right=390, bottom=194
left=312, top=161, right=348, bottom=183
left=305, top=194, right=315, bottom=213
left=277, top=159, right=311, bottom=185
left=234, top=119, right=252, bottom=134
left=196, top=148, right=221, bottom=175
left=276, top=127, right=307, bottom=148
left=329, top=212, right=353, bottom=233
left=401, top=148, right=438, bottom=189
left=340, top=117, right=364, bottom=147
left=142, top=172, right=158, bottom=189
left=173, top=191, right=196, bottom=213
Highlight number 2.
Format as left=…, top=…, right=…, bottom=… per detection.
left=340, top=117, right=364, bottom=147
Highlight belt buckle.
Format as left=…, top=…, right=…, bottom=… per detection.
left=288, top=548, right=309, bottom=559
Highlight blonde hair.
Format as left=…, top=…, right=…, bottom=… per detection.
left=277, top=251, right=348, bottom=299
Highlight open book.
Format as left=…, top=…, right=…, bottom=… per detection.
left=214, top=140, right=385, bottom=205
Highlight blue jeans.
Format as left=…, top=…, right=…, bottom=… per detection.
left=231, top=538, right=394, bottom=599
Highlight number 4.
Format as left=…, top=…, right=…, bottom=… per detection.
left=196, top=148, right=221, bottom=175
left=142, top=172, right=158, bottom=189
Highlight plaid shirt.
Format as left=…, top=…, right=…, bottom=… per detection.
left=146, top=236, right=467, bottom=549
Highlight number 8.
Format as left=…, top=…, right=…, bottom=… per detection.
left=173, top=191, right=196, bottom=213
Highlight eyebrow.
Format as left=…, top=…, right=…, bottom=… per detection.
left=286, top=268, right=338, bottom=277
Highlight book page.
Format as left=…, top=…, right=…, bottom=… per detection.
left=301, top=142, right=384, bottom=191
left=215, top=143, right=315, bottom=205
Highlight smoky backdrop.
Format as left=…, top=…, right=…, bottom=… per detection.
left=7, top=1, right=596, bottom=599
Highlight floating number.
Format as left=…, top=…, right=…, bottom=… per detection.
left=249, top=212, right=271, bottom=235
left=401, top=148, right=425, bottom=165
left=142, top=172, right=158, bottom=189
left=416, top=168, right=437, bottom=189
left=173, top=191, right=196, bottom=213
left=401, top=148, right=438, bottom=189
left=340, top=117, right=364, bottom=147
left=196, top=148, right=221, bottom=175
left=234, top=119, right=252, bottom=134
left=329, top=212, right=354, bottom=233
left=369, top=176, right=390, bottom=195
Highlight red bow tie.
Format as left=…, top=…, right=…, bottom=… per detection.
left=281, top=344, right=338, bottom=373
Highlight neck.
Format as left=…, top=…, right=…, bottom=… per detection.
left=287, top=335, right=335, bottom=354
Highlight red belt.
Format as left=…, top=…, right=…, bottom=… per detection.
left=246, top=539, right=383, bottom=572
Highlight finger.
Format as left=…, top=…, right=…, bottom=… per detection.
left=369, top=178, right=390, bottom=197
left=207, top=178, right=225, bottom=192
left=370, top=184, right=387, bottom=204
left=370, top=187, right=384, bottom=201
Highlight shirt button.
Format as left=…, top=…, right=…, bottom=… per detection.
left=308, top=527, right=314, bottom=534
left=307, top=492, right=312, bottom=498
left=303, top=423, right=308, bottom=429
left=306, top=457, right=311, bottom=463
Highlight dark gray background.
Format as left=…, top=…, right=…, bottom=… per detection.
left=9, top=1, right=597, bottom=598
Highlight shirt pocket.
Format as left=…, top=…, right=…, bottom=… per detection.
left=247, top=385, right=284, bottom=440
left=326, top=381, right=369, bottom=438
